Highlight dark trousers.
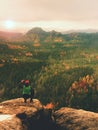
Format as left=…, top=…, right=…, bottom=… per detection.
left=23, top=94, right=34, bottom=103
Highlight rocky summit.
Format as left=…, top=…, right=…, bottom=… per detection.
left=0, top=98, right=58, bottom=130
left=0, top=98, right=98, bottom=130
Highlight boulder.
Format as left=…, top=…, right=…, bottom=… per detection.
left=0, top=98, right=43, bottom=130
left=54, top=107, right=98, bottom=130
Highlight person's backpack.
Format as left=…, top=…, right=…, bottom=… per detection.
left=31, top=88, right=34, bottom=97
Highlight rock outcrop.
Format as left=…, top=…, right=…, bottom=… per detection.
left=0, top=98, right=41, bottom=130
left=54, top=107, right=98, bottom=130
left=0, top=98, right=58, bottom=130
left=0, top=98, right=98, bottom=130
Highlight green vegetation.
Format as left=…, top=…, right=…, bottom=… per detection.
left=0, top=30, right=98, bottom=112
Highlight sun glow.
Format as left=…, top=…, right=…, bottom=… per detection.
left=4, top=20, right=15, bottom=29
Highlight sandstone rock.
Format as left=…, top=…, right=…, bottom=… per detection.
left=54, top=107, right=98, bottom=130
left=0, top=98, right=43, bottom=130
left=1, top=98, right=98, bottom=130
left=0, top=98, right=57, bottom=130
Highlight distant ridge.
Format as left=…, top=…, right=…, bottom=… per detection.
left=0, top=31, right=23, bottom=39
left=0, top=27, right=98, bottom=43
left=0, top=27, right=98, bottom=38
left=26, top=27, right=47, bottom=35
left=62, top=29, right=98, bottom=34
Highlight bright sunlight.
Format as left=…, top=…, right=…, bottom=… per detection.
left=4, top=20, right=15, bottom=29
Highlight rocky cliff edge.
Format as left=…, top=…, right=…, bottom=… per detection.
left=0, top=98, right=98, bottom=130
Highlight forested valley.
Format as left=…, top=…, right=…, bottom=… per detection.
left=0, top=28, right=98, bottom=112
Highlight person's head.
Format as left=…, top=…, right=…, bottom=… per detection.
left=25, top=80, right=29, bottom=86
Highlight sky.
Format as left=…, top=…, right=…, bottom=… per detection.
left=0, top=0, right=98, bottom=33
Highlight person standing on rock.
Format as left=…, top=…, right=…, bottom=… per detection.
left=22, top=80, right=34, bottom=103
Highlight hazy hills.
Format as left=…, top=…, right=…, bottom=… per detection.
left=0, top=27, right=98, bottom=47
left=0, top=31, right=22, bottom=40
left=0, top=27, right=64, bottom=43
left=62, top=29, right=98, bottom=34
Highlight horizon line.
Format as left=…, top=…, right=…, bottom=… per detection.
left=1, top=27, right=98, bottom=34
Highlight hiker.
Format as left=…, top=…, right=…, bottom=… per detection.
left=22, top=80, right=34, bottom=103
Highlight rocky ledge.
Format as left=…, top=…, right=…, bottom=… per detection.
left=54, top=107, right=98, bottom=130
left=0, top=98, right=58, bottom=130
left=0, top=98, right=98, bottom=130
